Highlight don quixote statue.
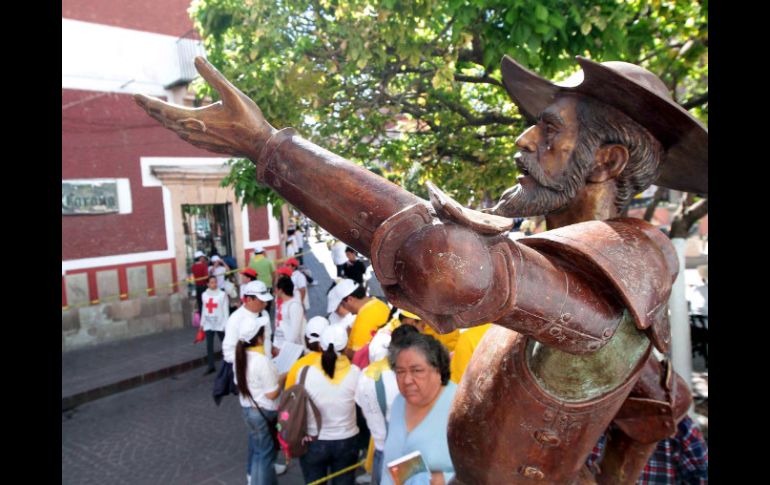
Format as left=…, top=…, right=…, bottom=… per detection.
left=136, top=53, right=707, bottom=484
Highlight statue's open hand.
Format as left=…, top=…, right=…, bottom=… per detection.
left=134, top=57, right=276, bottom=160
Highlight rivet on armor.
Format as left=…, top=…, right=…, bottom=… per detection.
left=587, top=341, right=600, bottom=351
left=543, top=410, right=555, bottom=421
left=350, top=228, right=360, bottom=239
left=560, top=313, right=572, bottom=323
left=548, top=326, right=561, bottom=336
left=602, top=328, right=614, bottom=338
left=533, top=429, right=561, bottom=446
left=358, top=211, right=368, bottom=221
left=520, top=466, right=545, bottom=480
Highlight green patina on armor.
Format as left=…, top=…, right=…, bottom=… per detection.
left=526, top=310, right=649, bottom=402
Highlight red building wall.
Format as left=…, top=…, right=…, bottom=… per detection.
left=62, top=0, right=198, bottom=37
left=248, top=206, right=271, bottom=242
left=62, top=89, right=211, bottom=260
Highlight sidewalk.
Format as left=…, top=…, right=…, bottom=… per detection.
left=62, top=326, right=216, bottom=411
left=62, top=239, right=335, bottom=412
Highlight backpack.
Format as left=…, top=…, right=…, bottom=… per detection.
left=276, top=366, right=322, bottom=459
left=299, top=266, right=314, bottom=284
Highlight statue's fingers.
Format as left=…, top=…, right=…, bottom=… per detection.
left=193, top=57, right=244, bottom=108
left=134, top=93, right=192, bottom=122
left=178, top=130, right=242, bottom=156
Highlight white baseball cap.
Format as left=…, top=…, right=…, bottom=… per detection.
left=238, top=314, right=269, bottom=343
left=326, top=278, right=358, bottom=314
left=320, top=324, right=349, bottom=354
left=211, top=255, right=222, bottom=262
left=242, top=280, right=274, bottom=301
left=253, top=245, right=265, bottom=254
left=194, top=250, right=205, bottom=258
left=305, top=316, right=330, bottom=344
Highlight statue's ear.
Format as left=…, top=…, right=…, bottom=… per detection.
left=588, top=144, right=629, bottom=183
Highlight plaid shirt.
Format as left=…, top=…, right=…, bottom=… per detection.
left=586, top=415, right=708, bottom=484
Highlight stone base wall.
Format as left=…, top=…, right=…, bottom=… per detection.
left=62, top=293, right=194, bottom=352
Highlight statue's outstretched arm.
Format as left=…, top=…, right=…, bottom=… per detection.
left=135, top=57, right=423, bottom=255
left=135, top=57, right=276, bottom=160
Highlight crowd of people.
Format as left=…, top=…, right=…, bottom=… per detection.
left=194, top=225, right=707, bottom=485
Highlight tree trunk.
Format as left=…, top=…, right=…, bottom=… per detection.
left=669, top=195, right=708, bottom=239
left=643, top=186, right=666, bottom=222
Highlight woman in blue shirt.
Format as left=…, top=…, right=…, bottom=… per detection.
left=382, top=332, right=456, bottom=485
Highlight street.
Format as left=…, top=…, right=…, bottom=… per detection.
left=62, top=364, right=307, bottom=485
left=62, top=238, right=340, bottom=485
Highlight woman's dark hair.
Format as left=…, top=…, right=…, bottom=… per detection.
left=208, top=275, right=217, bottom=284
left=390, top=324, right=420, bottom=349
left=305, top=338, right=322, bottom=353
left=388, top=332, right=451, bottom=385
left=234, top=326, right=266, bottom=401
left=345, top=246, right=357, bottom=254
left=276, top=275, right=294, bottom=297
left=349, top=285, right=367, bottom=299
left=321, top=344, right=338, bottom=379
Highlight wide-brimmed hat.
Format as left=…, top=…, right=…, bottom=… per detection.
left=500, top=56, right=707, bottom=194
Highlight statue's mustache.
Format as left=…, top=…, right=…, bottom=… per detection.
left=515, top=152, right=567, bottom=192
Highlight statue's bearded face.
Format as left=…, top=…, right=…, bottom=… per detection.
left=490, top=96, right=594, bottom=218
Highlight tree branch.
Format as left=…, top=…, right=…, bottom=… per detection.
left=643, top=186, right=666, bottom=222
left=681, top=92, right=708, bottom=110
left=454, top=73, right=503, bottom=87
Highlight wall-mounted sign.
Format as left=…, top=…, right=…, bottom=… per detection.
left=62, top=181, right=119, bottom=215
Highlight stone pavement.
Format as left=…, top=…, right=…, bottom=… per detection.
left=62, top=365, right=309, bottom=485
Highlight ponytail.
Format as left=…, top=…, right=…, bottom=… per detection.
left=235, top=341, right=251, bottom=401
left=321, top=344, right=337, bottom=379
left=234, top=327, right=265, bottom=402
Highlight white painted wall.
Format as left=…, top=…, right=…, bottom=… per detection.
left=62, top=18, right=187, bottom=96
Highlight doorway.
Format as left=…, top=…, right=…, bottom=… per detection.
left=182, top=203, right=234, bottom=268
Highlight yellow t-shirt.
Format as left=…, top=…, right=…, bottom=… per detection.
left=284, top=351, right=321, bottom=390
left=349, top=298, right=391, bottom=351
left=450, top=323, right=493, bottom=384
left=423, top=325, right=461, bottom=353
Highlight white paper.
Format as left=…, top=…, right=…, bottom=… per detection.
left=272, top=341, right=305, bottom=374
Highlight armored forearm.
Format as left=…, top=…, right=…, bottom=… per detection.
left=256, top=128, right=424, bottom=256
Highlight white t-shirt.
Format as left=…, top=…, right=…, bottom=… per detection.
left=331, top=241, right=348, bottom=266
left=291, top=270, right=310, bottom=310
left=328, top=311, right=356, bottom=331
left=355, top=365, right=399, bottom=451
left=273, top=297, right=305, bottom=349
left=304, top=364, right=361, bottom=440
left=210, top=265, right=227, bottom=289
left=223, top=307, right=271, bottom=363
left=234, top=348, right=280, bottom=410
left=293, top=231, right=304, bottom=253
left=201, top=288, right=229, bottom=332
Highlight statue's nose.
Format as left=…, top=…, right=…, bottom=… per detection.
left=515, top=125, right=539, bottom=153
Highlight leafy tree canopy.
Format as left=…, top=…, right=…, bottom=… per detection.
left=190, top=0, right=707, bottom=210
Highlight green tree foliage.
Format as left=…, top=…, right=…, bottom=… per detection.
left=194, top=0, right=707, bottom=209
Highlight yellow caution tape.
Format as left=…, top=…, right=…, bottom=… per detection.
left=62, top=251, right=308, bottom=311
left=306, top=459, right=366, bottom=485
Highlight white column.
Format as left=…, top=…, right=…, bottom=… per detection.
left=669, top=238, right=693, bottom=393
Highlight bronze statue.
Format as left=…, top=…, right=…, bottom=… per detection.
left=136, top=54, right=707, bottom=484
